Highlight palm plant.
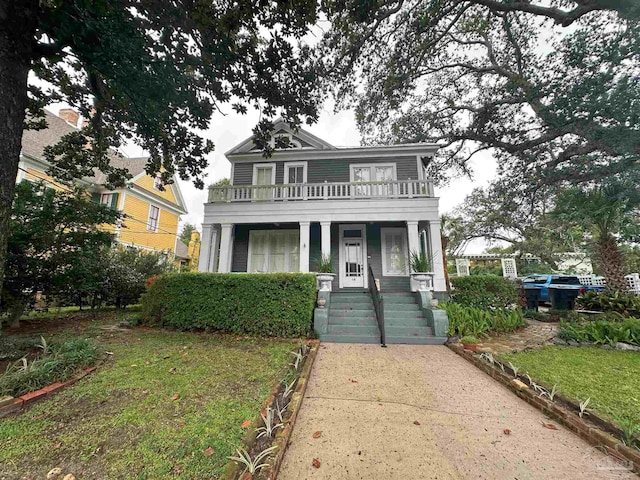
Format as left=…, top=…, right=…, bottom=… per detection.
left=554, top=178, right=640, bottom=292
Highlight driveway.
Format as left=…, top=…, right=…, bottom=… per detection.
left=278, top=344, right=635, bottom=479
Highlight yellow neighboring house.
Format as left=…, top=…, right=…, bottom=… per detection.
left=17, top=109, right=189, bottom=258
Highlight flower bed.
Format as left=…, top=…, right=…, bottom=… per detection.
left=223, top=340, right=319, bottom=480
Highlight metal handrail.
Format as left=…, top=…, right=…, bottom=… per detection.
left=368, top=265, right=386, bottom=347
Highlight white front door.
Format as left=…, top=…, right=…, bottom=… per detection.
left=339, top=225, right=367, bottom=288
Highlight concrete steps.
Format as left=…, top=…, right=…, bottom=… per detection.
left=320, top=291, right=446, bottom=345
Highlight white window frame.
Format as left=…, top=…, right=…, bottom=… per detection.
left=381, top=227, right=409, bottom=276
left=153, top=175, right=163, bottom=191
left=349, top=163, right=397, bottom=182
left=147, top=204, right=160, bottom=232
left=284, top=161, right=308, bottom=184
left=247, top=229, right=300, bottom=273
left=252, top=163, right=277, bottom=186
left=100, top=192, right=114, bottom=206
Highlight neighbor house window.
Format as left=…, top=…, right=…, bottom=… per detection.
left=147, top=205, right=160, bottom=232
left=249, top=230, right=300, bottom=273
left=100, top=192, right=119, bottom=210
left=381, top=228, right=409, bottom=276
left=153, top=175, right=163, bottom=191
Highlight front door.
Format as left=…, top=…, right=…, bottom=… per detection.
left=340, top=225, right=367, bottom=288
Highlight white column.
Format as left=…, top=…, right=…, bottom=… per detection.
left=320, top=221, right=331, bottom=258
left=218, top=223, right=234, bottom=273
left=197, top=224, right=213, bottom=272
left=299, top=221, right=310, bottom=273
left=208, top=227, right=220, bottom=272
left=406, top=221, right=420, bottom=261
left=428, top=220, right=447, bottom=292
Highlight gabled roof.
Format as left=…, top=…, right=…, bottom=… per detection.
left=225, top=118, right=336, bottom=156
left=21, top=109, right=187, bottom=214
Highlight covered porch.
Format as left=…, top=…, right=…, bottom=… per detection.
left=198, top=219, right=446, bottom=293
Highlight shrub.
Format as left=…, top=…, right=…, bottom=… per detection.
left=576, top=290, right=640, bottom=317
left=559, top=318, right=640, bottom=347
left=140, top=273, right=317, bottom=337
left=441, top=303, right=525, bottom=337
left=0, top=338, right=99, bottom=397
left=450, top=275, right=519, bottom=309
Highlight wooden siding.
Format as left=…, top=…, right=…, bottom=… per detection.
left=232, top=156, right=421, bottom=185
left=134, top=174, right=179, bottom=205
left=119, top=194, right=179, bottom=252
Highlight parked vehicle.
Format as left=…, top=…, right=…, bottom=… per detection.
left=522, top=274, right=605, bottom=303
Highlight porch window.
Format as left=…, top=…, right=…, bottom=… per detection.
left=350, top=164, right=397, bottom=196
left=381, top=228, right=409, bottom=276
left=249, top=230, right=300, bottom=272
left=252, top=163, right=276, bottom=200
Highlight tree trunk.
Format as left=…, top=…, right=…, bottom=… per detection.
left=0, top=1, right=38, bottom=307
left=597, top=236, right=628, bottom=292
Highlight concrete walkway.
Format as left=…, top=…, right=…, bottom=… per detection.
left=279, top=344, right=635, bottom=479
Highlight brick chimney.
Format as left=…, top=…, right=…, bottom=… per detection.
left=58, top=108, right=80, bottom=127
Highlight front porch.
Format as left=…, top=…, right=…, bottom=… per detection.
left=198, top=220, right=447, bottom=294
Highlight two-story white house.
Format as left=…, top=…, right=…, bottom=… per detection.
left=198, top=120, right=448, bottom=344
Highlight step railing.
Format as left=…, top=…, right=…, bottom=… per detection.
left=368, top=265, right=386, bottom=347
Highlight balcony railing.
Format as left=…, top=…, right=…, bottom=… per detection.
left=208, top=179, right=435, bottom=203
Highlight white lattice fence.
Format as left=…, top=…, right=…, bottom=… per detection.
left=577, top=274, right=640, bottom=294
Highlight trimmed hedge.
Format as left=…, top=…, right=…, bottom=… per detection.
left=450, top=275, right=519, bottom=309
left=140, top=273, right=317, bottom=337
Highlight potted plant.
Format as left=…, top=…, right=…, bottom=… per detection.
left=460, top=335, right=479, bottom=352
left=409, top=251, right=434, bottom=291
left=315, top=254, right=335, bottom=291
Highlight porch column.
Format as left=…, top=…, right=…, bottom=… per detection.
left=406, top=221, right=420, bottom=261
left=299, top=221, right=310, bottom=272
left=218, top=223, right=234, bottom=273
left=428, top=220, right=447, bottom=291
left=320, top=221, right=331, bottom=258
left=198, top=224, right=213, bottom=272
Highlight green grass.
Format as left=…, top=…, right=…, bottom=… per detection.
left=0, top=326, right=297, bottom=479
left=501, top=346, right=640, bottom=427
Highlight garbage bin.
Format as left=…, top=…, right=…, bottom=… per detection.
left=523, top=286, right=542, bottom=311
left=548, top=285, right=582, bottom=310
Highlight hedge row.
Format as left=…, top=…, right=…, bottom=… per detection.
left=450, top=275, right=519, bottom=309
left=140, top=273, right=317, bottom=337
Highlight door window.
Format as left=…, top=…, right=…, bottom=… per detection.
left=381, top=228, right=409, bottom=276
left=350, top=164, right=396, bottom=196
left=252, top=163, right=275, bottom=200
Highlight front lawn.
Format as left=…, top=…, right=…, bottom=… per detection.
left=0, top=325, right=297, bottom=479
left=501, top=346, right=640, bottom=427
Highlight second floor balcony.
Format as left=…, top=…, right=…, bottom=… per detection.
left=208, top=179, right=435, bottom=203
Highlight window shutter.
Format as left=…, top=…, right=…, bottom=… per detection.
left=91, top=192, right=101, bottom=203
left=110, top=193, right=119, bottom=210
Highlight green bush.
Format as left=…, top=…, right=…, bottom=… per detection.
left=140, top=273, right=317, bottom=337
left=558, top=318, right=640, bottom=347
left=0, top=338, right=99, bottom=397
left=450, top=275, right=519, bottom=309
left=576, top=290, right=640, bottom=317
left=441, top=303, right=525, bottom=337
